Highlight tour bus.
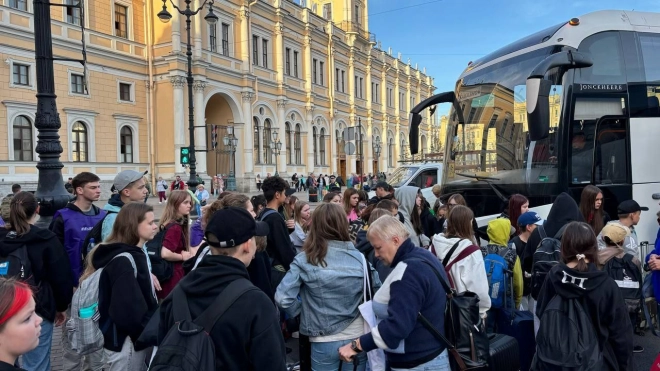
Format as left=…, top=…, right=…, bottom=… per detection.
left=409, top=10, right=660, bottom=255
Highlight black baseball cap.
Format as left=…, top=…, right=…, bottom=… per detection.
left=205, top=207, right=269, bottom=248
left=375, top=181, right=392, bottom=191
left=285, top=188, right=296, bottom=197
left=617, top=200, right=649, bottom=214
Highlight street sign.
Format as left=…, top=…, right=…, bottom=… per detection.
left=344, top=142, right=356, bottom=155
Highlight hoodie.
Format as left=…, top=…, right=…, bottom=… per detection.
left=485, top=218, right=523, bottom=307
left=101, top=194, right=124, bottom=241
left=394, top=186, right=430, bottom=247
left=158, top=255, right=286, bottom=371
left=522, top=192, right=584, bottom=278
left=0, top=226, right=73, bottom=322
left=92, top=242, right=158, bottom=352
left=536, top=263, right=633, bottom=371
left=430, top=234, right=491, bottom=317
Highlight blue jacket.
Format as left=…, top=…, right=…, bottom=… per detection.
left=359, top=238, right=448, bottom=369
left=645, top=227, right=660, bottom=300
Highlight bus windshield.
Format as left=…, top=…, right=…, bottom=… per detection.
left=388, top=166, right=419, bottom=188
left=443, top=46, right=564, bottom=195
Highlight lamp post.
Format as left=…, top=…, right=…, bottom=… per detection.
left=222, top=125, right=238, bottom=191
left=373, top=137, right=382, bottom=174
left=270, top=129, right=282, bottom=177
left=158, top=0, right=218, bottom=190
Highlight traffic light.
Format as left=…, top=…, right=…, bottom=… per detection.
left=180, top=147, right=190, bottom=165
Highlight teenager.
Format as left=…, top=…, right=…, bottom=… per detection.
left=580, top=185, right=609, bottom=236
left=261, top=176, right=296, bottom=290
left=0, top=279, right=42, bottom=371
left=290, top=201, right=311, bottom=254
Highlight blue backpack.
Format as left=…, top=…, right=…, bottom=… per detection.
left=482, top=245, right=515, bottom=309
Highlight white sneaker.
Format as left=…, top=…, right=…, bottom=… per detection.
left=159, top=202, right=162, bottom=204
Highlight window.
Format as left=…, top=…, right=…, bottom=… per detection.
left=341, top=70, right=345, bottom=92
left=323, top=3, right=332, bottom=20
left=209, top=24, right=217, bottom=52
left=319, top=128, right=326, bottom=165
left=285, top=48, right=291, bottom=76
left=399, top=92, right=405, bottom=110
left=114, top=4, right=128, bottom=39
left=372, top=82, right=380, bottom=102
left=120, top=126, right=133, bottom=163
left=509, top=123, right=515, bottom=141
left=467, top=107, right=477, bottom=123
left=221, top=23, right=229, bottom=56
left=66, top=0, right=81, bottom=25
left=319, top=61, right=324, bottom=85
left=354, top=4, right=359, bottom=24
left=252, top=36, right=259, bottom=66
left=12, top=64, right=29, bottom=86
left=263, top=119, right=272, bottom=164
left=411, top=97, right=415, bottom=107
left=7, top=0, right=26, bottom=11
left=71, top=121, right=88, bottom=162
left=335, top=68, right=339, bottom=91
left=262, top=39, right=268, bottom=68
left=294, top=124, right=302, bottom=164
left=593, top=117, right=628, bottom=185
left=359, top=77, right=363, bottom=98
left=285, top=122, right=291, bottom=163
left=12, top=115, right=32, bottom=161
left=387, top=87, right=393, bottom=107
left=253, top=117, right=260, bottom=164
left=313, top=59, right=318, bottom=84
left=354, top=76, right=358, bottom=96
left=313, top=126, right=318, bottom=165
left=354, top=76, right=363, bottom=98
left=293, top=51, right=299, bottom=77
left=118, top=82, right=132, bottom=102
left=70, top=73, right=86, bottom=95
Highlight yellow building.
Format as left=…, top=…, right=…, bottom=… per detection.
left=0, top=0, right=435, bottom=193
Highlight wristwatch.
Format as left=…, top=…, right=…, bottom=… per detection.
left=351, top=339, right=363, bottom=353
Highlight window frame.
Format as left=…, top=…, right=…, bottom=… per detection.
left=293, top=51, right=299, bottom=78
left=71, top=121, right=89, bottom=163
left=285, top=47, right=291, bottom=76
left=262, top=38, right=269, bottom=68
left=7, top=0, right=27, bottom=11
left=221, top=22, right=229, bottom=56
left=12, top=115, right=33, bottom=162
left=294, top=124, right=302, bottom=165
left=209, top=23, right=217, bottom=52
left=65, top=0, right=81, bottom=25
left=113, top=2, right=129, bottom=39
left=117, top=81, right=134, bottom=103
left=119, top=126, right=133, bottom=163
left=69, top=71, right=88, bottom=96
left=252, top=35, right=259, bottom=66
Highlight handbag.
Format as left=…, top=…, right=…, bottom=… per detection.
left=357, top=254, right=386, bottom=371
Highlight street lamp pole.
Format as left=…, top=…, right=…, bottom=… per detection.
left=373, top=137, right=381, bottom=174
left=158, top=0, right=218, bottom=190
left=270, top=129, right=282, bottom=177
left=223, top=125, right=238, bottom=191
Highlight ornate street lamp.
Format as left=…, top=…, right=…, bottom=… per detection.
left=373, top=137, right=382, bottom=174
left=270, top=129, right=282, bottom=177
left=158, top=0, right=218, bottom=191
left=222, top=126, right=238, bottom=191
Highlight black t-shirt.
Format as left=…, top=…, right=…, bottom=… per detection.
left=510, top=235, right=531, bottom=296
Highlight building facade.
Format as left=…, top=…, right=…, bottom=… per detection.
left=0, top=0, right=435, bottom=193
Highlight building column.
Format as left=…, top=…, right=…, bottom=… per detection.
left=171, top=9, right=181, bottom=54
left=193, top=80, right=207, bottom=175
left=239, top=7, right=250, bottom=72
left=314, top=128, right=320, bottom=168
left=395, top=121, right=401, bottom=163
left=366, top=117, right=373, bottom=174
left=276, top=99, right=287, bottom=177
left=171, top=76, right=186, bottom=173
left=382, top=120, right=389, bottom=170
left=306, top=105, right=315, bottom=172
left=241, top=92, right=255, bottom=171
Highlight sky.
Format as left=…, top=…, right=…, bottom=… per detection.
left=367, top=0, right=660, bottom=115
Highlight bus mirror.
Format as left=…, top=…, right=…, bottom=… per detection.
left=408, top=91, right=458, bottom=155
left=527, top=78, right=553, bottom=141
left=409, top=113, right=422, bottom=154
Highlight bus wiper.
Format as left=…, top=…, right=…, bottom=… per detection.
left=455, top=173, right=508, bottom=202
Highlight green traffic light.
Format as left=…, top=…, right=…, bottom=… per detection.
left=181, top=148, right=189, bottom=155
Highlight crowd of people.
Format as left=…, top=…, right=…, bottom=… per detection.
left=0, top=170, right=655, bottom=371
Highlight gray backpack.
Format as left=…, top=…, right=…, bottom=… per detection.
left=66, top=253, right=136, bottom=355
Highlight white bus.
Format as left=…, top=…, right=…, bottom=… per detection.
left=409, top=10, right=660, bottom=253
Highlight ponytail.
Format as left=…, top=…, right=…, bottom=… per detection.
left=5, top=192, right=38, bottom=236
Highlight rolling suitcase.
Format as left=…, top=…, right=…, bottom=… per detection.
left=498, top=277, right=536, bottom=370
left=308, top=186, right=318, bottom=202
left=487, top=333, right=519, bottom=371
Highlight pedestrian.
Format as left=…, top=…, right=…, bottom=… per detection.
left=65, top=177, right=73, bottom=194
left=597, top=200, right=646, bottom=255
left=580, top=185, right=609, bottom=236
left=506, top=194, right=529, bottom=235
left=276, top=203, right=381, bottom=371
left=0, top=278, right=43, bottom=371
left=256, top=174, right=262, bottom=191
left=217, top=176, right=224, bottom=193
left=251, top=194, right=267, bottom=217
left=289, top=201, right=311, bottom=254
left=84, top=203, right=159, bottom=370
left=338, top=216, right=450, bottom=370
left=510, top=211, right=544, bottom=310
left=143, top=177, right=151, bottom=203
left=395, top=186, right=430, bottom=247
left=343, top=188, right=360, bottom=222
left=323, top=192, right=341, bottom=204
left=1, top=192, right=73, bottom=371
left=102, top=170, right=149, bottom=241
left=195, top=184, right=210, bottom=216
left=170, top=175, right=184, bottom=191
left=157, top=207, right=286, bottom=371
left=49, top=172, right=106, bottom=371
left=156, top=176, right=168, bottom=204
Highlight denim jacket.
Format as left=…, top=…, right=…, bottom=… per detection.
left=275, top=240, right=381, bottom=337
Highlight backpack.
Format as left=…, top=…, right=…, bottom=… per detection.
left=149, top=279, right=257, bottom=371
left=414, top=258, right=489, bottom=370
left=604, top=254, right=642, bottom=314
left=258, top=209, right=279, bottom=222
left=81, top=211, right=115, bottom=260
left=531, top=225, right=565, bottom=300
left=66, top=253, right=136, bottom=355
left=440, top=240, right=480, bottom=289
left=0, top=233, right=36, bottom=288
left=482, top=245, right=515, bottom=309
left=146, top=223, right=177, bottom=282
left=532, top=294, right=603, bottom=370
left=0, top=194, right=12, bottom=221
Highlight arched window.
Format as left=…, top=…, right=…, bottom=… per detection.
left=120, top=126, right=133, bottom=163
left=263, top=119, right=272, bottom=164
left=253, top=117, right=260, bottom=164
left=13, top=115, right=33, bottom=161
left=388, top=137, right=394, bottom=168
left=320, top=128, right=326, bottom=165
left=312, top=126, right=318, bottom=165
left=338, top=128, right=346, bottom=155
left=285, top=122, right=292, bottom=164
left=72, top=121, right=88, bottom=162
left=294, top=124, right=302, bottom=165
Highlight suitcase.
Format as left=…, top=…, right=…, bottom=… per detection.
left=308, top=187, right=318, bottom=202
left=498, top=309, right=535, bottom=371
left=487, top=333, right=519, bottom=371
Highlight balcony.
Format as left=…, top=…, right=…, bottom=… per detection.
left=339, top=21, right=375, bottom=43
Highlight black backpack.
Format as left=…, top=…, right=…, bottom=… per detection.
left=81, top=211, right=115, bottom=260
left=531, top=225, right=565, bottom=300
left=146, top=223, right=177, bottom=282
left=0, top=232, right=36, bottom=288
left=532, top=294, right=603, bottom=370
left=149, top=279, right=257, bottom=371
left=604, top=254, right=642, bottom=314
left=415, top=259, right=489, bottom=370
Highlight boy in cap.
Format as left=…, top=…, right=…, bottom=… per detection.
left=101, top=170, right=149, bottom=240
left=597, top=199, right=649, bottom=255
left=157, top=207, right=286, bottom=370
left=511, top=211, right=544, bottom=310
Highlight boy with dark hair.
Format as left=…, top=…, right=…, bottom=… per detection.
left=11, top=183, right=21, bottom=194
left=261, top=176, right=296, bottom=289
left=49, top=171, right=106, bottom=371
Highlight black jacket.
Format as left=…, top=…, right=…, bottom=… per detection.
left=263, top=208, right=296, bottom=270
left=48, top=202, right=104, bottom=247
left=92, top=243, right=158, bottom=352
left=0, top=361, right=23, bottom=371
left=0, top=226, right=73, bottom=322
left=536, top=263, right=633, bottom=371
left=158, top=255, right=286, bottom=371
left=522, top=192, right=583, bottom=278
left=420, top=208, right=441, bottom=239
left=355, top=229, right=393, bottom=281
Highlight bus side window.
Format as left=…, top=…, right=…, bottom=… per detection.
left=594, top=119, right=628, bottom=185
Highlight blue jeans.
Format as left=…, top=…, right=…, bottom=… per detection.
left=21, top=320, right=53, bottom=371
left=311, top=339, right=367, bottom=371
left=390, top=350, right=449, bottom=371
